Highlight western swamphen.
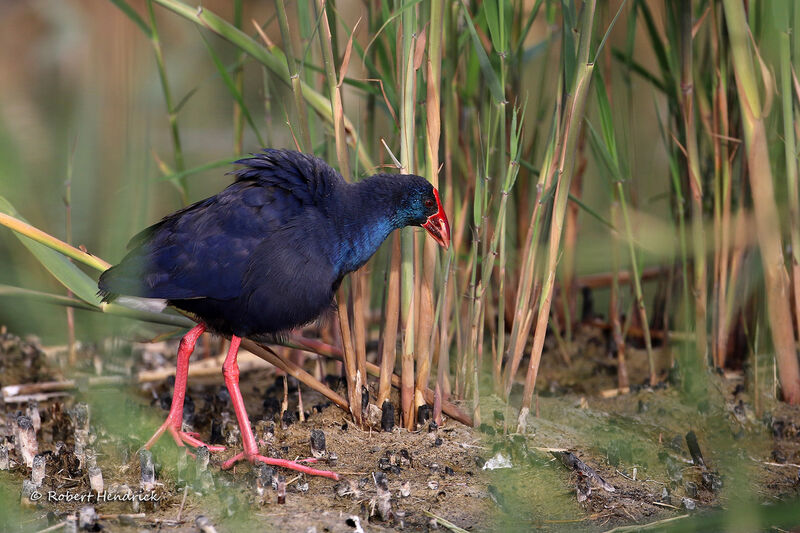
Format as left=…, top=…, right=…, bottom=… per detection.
left=98, top=149, right=450, bottom=479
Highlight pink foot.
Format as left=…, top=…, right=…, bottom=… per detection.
left=144, top=418, right=226, bottom=452
left=221, top=451, right=339, bottom=480
left=220, top=335, right=339, bottom=481
left=142, top=324, right=225, bottom=453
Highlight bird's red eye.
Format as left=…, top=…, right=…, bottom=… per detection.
left=424, top=198, right=435, bottom=208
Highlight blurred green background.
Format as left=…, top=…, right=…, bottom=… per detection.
left=0, top=0, right=675, bottom=343
left=0, top=1, right=283, bottom=341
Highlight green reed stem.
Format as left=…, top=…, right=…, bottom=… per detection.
left=147, top=0, right=187, bottom=205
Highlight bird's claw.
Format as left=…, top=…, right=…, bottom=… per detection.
left=144, top=420, right=226, bottom=453
left=221, top=451, right=339, bottom=480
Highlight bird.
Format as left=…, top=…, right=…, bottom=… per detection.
left=98, top=149, right=450, bottom=479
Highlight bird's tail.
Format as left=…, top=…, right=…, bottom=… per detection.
left=98, top=263, right=148, bottom=302
left=97, top=267, right=117, bottom=303
left=113, top=296, right=167, bottom=313
left=98, top=267, right=167, bottom=312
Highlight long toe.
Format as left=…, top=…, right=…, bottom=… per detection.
left=251, top=454, right=339, bottom=480
left=143, top=418, right=224, bottom=453
left=143, top=419, right=176, bottom=450
left=221, top=451, right=338, bottom=480
left=177, top=430, right=226, bottom=452
left=221, top=452, right=245, bottom=470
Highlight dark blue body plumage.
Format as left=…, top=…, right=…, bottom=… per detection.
left=98, top=149, right=443, bottom=337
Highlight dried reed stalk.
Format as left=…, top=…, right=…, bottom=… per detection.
left=377, top=234, right=401, bottom=407
left=415, top=0, right=445, bottom=416
left=723, top=0, right=800, bottom=402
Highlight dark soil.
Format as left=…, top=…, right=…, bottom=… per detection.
left=1, top=324, right=799, bottom=532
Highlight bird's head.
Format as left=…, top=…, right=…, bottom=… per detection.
left=394, top=176, right=450, bottom=249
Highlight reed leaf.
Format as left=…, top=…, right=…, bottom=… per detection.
left=460, top=1, right=506, bottom=103
left=198, top=29, right=266, bottom=147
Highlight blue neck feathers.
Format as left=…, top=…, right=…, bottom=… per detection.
left=328, top=174, right=421, bottom=275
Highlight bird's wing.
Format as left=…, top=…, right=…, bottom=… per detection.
left=124, top=196, right=216, bottom=251
left=98, top=180, right=311, bottom=301
left=233, top=149, right=343, bottom=207
left=237, top=219, right=341, bottom=333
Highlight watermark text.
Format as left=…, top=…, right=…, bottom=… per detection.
left=28, top=488, right=161, bottom=503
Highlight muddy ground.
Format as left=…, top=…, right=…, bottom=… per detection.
left=1, top=325, right=799, bottom=532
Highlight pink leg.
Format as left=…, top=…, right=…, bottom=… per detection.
left=144, top=324, right=225, bottom=452
left=220, top=336, right=339, bottom=480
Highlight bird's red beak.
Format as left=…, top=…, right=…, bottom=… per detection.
left=422, top=188, right=450, bottom=249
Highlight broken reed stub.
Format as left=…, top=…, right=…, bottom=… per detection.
left=685, top=430, right=706, bottom=468
left=84, top=448, right=97, bottom=470
left=194, top=449, right=213, bottom=493
left=281, top=409, right=295, bottom=430
left=416, top=405, right=432, bottom=427
left=373, top=471, right=393, bottom=521
left=73, top=440, right=86, bottom=470
left=139, top=449, right=156, bottom=491
left=16, top=415, right=37, bottom=468
left=196, top=446, right=210, bottom=472
left=255, top=420, right=274, bottom=443
left=31, top=454, right=45, bottom=487
left=69, top=403, right=90, bottom=431
left=256, top=464, right=274, bottom=497
left=0, top=443, right=9, bottom=470
left=88, top=466, right=104, bottom=494
left=381, top=401, right=395, bottom=432
left=310, top=429, right=327, bottom=459
left=26, top=401, right=41, bottom=433
left=361, top=386, right=370, bottom=414
left=276, top=475, right=286, bottom=504
left=21, top=479, right=36, bottom=507
left=225, top=424, right=241, bottom=448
